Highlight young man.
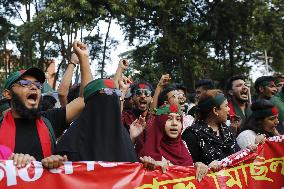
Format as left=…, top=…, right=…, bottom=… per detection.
left=195, top=79, right=215, bottom=103
left=254, top=76, right=277, bottom=100
left=271, top=85, right=284, bottom=134
left=226, top=75, right=252, bottom=137
left=122, top=81, right=155, bottom=153
left=0, top=41, right=90, bottom=168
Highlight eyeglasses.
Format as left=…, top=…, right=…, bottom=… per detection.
left=12, top=80, right=43, bottom=90
left=133, top=89, right=152, bottom=97
left=99, top=88, right=122, bottom=96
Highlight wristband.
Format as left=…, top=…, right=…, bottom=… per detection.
left=68, top=62, right=77, bottom=67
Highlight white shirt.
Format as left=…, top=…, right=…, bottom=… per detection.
left=236, top=130, right=257, bottom=149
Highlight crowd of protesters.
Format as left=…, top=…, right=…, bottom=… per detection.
left=0, top=41, right=283, bottom=181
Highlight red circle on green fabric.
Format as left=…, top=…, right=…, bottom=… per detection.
left=169, top=104, right=179, bottom=113
left=104, top=79, right=115, bottom=88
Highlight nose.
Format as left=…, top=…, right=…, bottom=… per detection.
left=29, top=83, right=38, bottom=90
left=275, top=118, right=280, bottom=125
left=172, top=118, right=178, bottom=126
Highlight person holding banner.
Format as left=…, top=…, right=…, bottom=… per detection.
left=237, top=99, right=280, bottom=149
left=139, top=104, right=208, bottom=182
left=182, top=90, right=239, bottom=169
left=56, top=78, right=138, bottom=162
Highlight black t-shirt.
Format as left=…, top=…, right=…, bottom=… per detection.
left=14, top=107, right=68, bottom=160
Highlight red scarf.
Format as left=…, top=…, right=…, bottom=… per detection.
left=139, top=114, right=193, bottom=166
left=0, top=111, right=52, bottom=158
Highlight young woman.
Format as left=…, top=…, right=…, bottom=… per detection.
left=182, top=90, right=239, bottom=169
left=237, top=99, right=280, bottom=149
left=139, top=104, right=208, bottom=182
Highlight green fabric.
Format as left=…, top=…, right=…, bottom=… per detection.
left=231, top=98, right=252, bottom=121
left=155, top=104, right=182, bottom=115
left=198, top=94, right=226, bottom=110
left=252, top=108, right=277, bottom=119
left=83, top=79, right=116, bottom=99
left=271, top=92, right=284, bottom=123
left=41, top=117, right=56, bottom=152
left=41, top=82, right=55, bottom=93
left=4, top=70, right=23, bottom=89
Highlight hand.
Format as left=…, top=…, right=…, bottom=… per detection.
left=70, top=52, right=79, bottom=65
left=9, top=153, right=36, bottom=168
left=208, top=160, right=222, bottom=172
left=140, top=156, right=170, bottom=173
left=118, top=59, right=129, bottom=70
left=41, top=155, right=68, bottom=169
left=247, top=144, right=258, bottom=152
left=129, top=116, right=146, bottom=142
left=195, top=162, right=208, bottom=182
left=255, top=134, right=266, bottom=144
left=72, top=41, right=89, bottom=59
left=119, top=75, right=132, bottom=92
left=158, top=74, right=171, bottom=88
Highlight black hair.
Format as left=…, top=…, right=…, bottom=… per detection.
left=130, top=81, right=154, bottom=96
left=254, top=76, right=275, bottom=94
left=173, top=83, right=187, bottom=95
left=157, top=86, right=177, bottom=107
left=41, top=95, right=57, bottom=111
left=226, top=75, right=246, bottom=91
left=195, top=79, right=215, bottom=90
left=240, top=99, right=276, bottom=137
left=67, top=83, right=80, bottom=103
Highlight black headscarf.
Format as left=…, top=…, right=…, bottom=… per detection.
left=56, top=79, right=137, bottom=162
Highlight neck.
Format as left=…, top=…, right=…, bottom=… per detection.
left=206, top=117, right=220, bottom=131
left=11, top=109, right=21, bottom=118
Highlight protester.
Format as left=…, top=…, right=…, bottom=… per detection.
left=271, top=86, right=284, bottom=134
left=182, top=90, right=239, bottom=169
left=139, top=104, right=208, bottom=182
left=41, top=94, right=57, bottom=111
left=0, top=41, right=90, bottom=169
left=194, top=79, right=215, bottom=103
left=226, top=75, right=252, bottom=137
left=56, top=78, right=138, bottom=162
left=254, top=76, right=277, bottom=100
left=274, top=74, right=284, bottom=92
left=122, top=81, right=155, bottom=154
left=237, top=99, right=280, bottom=149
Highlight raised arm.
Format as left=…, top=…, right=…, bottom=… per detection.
left=113, top=59, right=129, bottom=88
left=151, top=74, right=171, bottom=109
left=57, top=53, right=79, bottom=106
left=64, top=41, right=93, bottom=123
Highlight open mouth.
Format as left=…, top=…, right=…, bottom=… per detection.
left=240, top=91, right=248, bottom=98
left=138, top=101, right=147, bottom=108
left=169, top=128, right=179, bottom=134
left=27, top=93, right=38, bottom=103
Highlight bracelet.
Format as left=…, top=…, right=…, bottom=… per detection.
left=68, top=62, right=77, bottom=67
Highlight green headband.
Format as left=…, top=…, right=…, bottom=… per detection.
left=260, top=80, right=275, bottom=87
left=198, top=94, right=226, bottom=110
left=83, top=79, right=116, bottom=99
left=155, top=104, right=182, bottom=116
left=252, top=107, right=278, bottom=119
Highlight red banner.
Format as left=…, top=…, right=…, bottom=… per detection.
left=1, top=136, right=284, bottom=189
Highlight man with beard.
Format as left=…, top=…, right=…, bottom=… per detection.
left=226, top=75, right=252, bottom=137
left=122, top=81, right=155, bottom=154
left=254, top=76, right=277, bottom=100
left=0, top=41, right=90, bottom=168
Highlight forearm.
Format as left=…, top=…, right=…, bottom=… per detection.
left=57, top=64, right=76, bottom=106
left=79, top=56, right=93, bottom=97
left=113, top=67, right=124, bottom=89
left=150, top=85, right=163, bottom=109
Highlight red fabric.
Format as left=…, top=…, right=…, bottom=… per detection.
left=228, top=100, right=236, bottom=118
left=139, top=114, right=193, bottom=166
left=0, top=111, right=52, bottom=158
left=0, top=145, right=12, bottom=160
left=122, top=110, right=154, bottom=154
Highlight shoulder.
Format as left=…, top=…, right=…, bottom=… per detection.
left=237, top=130, right=256, bottom=138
